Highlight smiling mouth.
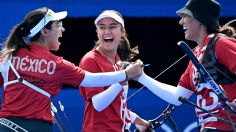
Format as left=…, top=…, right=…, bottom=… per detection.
left=104, top=38, right=114, bottom=43
left=183, top=26, right=188, bottom=30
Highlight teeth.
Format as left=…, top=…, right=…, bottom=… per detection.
left=104, top=37, right=113, bottom=39
left=183, top=27, right=188, bottom=30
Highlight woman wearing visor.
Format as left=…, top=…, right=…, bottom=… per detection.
left=0, top=7, right=143, bottom=132
left=79, top=10, right=150, bottom=132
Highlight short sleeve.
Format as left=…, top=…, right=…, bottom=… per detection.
left=58, top=58, right=85, bottom=87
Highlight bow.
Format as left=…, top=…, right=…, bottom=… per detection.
left=135, top=104, right=180, bottom=132
left=178, top=41, right=236, bottom=131
left=126, top=41, right=236, bottom=131
left=125, top=46, right=196, bottom=131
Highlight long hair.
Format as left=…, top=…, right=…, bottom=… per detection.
left=219, top=19, right=236, bottom=39
left=0, top=7, right=53, bottom=59
left=219, top=26, right=236, bottom=39
left=207, top=19, right=236, bottom=39
left=94, top=10, right=139, bottom=61
left=117, top=35, right=139, bottom=61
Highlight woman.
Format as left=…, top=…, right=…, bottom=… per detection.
left=79, top=10, right=150, bottom=131
left=137, top=0, right=236, bottom=131
left=0, top=7, right=143, bottom=132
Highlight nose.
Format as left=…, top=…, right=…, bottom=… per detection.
left=179, top=17, right=184, bottom=25
left=61, top=26, right=65, bottom=32
left=104, top=28, right=111, bottom=34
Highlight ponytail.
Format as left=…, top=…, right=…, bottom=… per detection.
left=0, top=7, right=48, bottom=59
left=0, top=23, right=29, bottom=59
left=219, top=26, right=236, bottom=39
left=219, top=19, right=236, bottom=39
left=206, top=19, right=236, bottom=39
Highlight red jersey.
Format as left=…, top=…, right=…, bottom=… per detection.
left=79, top=49, right=131, bottom=132
left=178, top=34, right=236, bottom=130
left=0, top=43, right=85, bottom=124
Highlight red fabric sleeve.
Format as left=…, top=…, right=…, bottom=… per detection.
left=58, top=58, right=85, bottom=87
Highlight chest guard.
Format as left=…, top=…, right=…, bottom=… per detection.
left=198, top=34, right=236, bottom=84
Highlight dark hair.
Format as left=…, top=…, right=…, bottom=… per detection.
left=219, top=26, right=236, bottom=39
left=117, top=35, right=139, bottom=61
left=94, top=10, right=139, bottom=61
left=207, top=19, right=236, bottom=39
left=0, top=7, right=53, bottom=59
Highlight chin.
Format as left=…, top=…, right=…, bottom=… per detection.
left=54, top=46, right=60, bottom=51
left=50, top=42, right=60, bottom=50
left=185, top=35, right=191, bottom=41
left=49, top=46, right=60, bottom=51
left=49, top=48, right=59, bottom=51
left=54, top=48, right=59, bottom=51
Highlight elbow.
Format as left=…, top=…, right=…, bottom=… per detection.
left=93, top=103, right=104, bottom=112
left=92, top=101, right=105, bottom=112
left=92, top=98, right=106, bottom=112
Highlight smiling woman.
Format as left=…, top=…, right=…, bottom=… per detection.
left=0, top=7, right=143, bottom=132
left=0, top=0, right=235, bottom=43
left=79, top=10, right=151, bottom=132
left=136, top=0, right=236, bottom=131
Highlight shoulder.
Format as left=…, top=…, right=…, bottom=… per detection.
left=215, top=36, right=236, bottom=51
left=81, top=49, right=97, bottom=60
left=80, top=49, right=101, bottom=66
left=46, top=53, right=65, bottom=64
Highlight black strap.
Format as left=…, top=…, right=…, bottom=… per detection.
left=199, top=34, right=236, bottom=84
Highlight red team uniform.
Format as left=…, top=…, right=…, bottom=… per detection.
left=80, top=49, right=132, bottom=131
left=178, top=34, right=236, bottom=130
left=0, top=43, right=85, bottom=124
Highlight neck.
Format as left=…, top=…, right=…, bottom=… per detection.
left=31, top=39, right=49, bottom=49
left=96, top=46, right=117, bottom=64
left=195, top=28, right=208, bottom=49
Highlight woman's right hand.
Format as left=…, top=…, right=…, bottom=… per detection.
left=125, top=59, right=143, bottom=80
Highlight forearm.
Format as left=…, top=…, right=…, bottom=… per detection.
left=80, top=71, right=126, bottom=87
left=91, top=83, right=123, bottom=112
left=138, top=73, right=193, bottom=106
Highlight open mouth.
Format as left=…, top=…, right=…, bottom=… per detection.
left=183, top=26, right=188, bottom=34
left=58, top=36, right=62, bottom=41
left=104, top=38, right=114, bottom=43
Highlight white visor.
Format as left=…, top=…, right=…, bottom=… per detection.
left=25, top=9, right=67, bottom=39
left=94, top=10, right=124, bottom=28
